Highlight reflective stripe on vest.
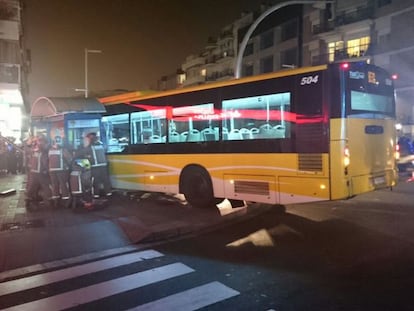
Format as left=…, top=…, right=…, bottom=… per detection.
left=91, top=145, right=107, bottom=167
left=49, top=149, right=64, bottom=171
left=30, top=151, right=41, bottom=173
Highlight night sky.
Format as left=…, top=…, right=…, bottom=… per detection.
left=23, top=0, right=265, bottom=104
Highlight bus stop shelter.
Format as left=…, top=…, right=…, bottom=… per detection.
left=30, top=97, right=106, bottom=150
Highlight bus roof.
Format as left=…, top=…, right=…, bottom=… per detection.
left=99, top=64, right=328, bottom=106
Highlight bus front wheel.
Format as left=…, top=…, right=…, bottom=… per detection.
left=180, top=165, right=215, bottom=209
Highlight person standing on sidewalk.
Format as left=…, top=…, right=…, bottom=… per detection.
left=76, top=132, right=112, bottom=198
left=48, top=136, right=72, bottom=208
left=25, top=134, right=53, bottom=210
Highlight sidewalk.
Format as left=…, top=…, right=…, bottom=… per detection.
left=0, top=173, right=260, bottom=274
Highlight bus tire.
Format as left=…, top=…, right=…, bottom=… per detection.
left=180, top=165, right=215, bottom=209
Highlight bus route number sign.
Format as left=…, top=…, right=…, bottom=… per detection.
left=300, top=75, right=319, bottom=85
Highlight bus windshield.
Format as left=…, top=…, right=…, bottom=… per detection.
left=345, top=63, right=395, bottom=118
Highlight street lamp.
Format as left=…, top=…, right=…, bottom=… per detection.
left=234, top=0, right=333, bottom=79
left=84, top=48, right=102, bottom=98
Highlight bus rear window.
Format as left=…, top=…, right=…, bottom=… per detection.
left=345, top=63, right=395, bottom=118
left=350, top=91, right=394, bottom=114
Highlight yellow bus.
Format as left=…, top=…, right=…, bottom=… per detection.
left=99, top=62, right=397, bottom=208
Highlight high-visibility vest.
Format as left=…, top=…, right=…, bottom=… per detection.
left=49, top=148, right=67, bottom=171
left=91, top=145, right=107, bottom=167
left=30, top=151, right=41, bottom=173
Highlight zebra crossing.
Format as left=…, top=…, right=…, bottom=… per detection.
left=0, top=249, right=240, bottom=310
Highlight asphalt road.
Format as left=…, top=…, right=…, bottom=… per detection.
left=2, top=178, right=414, bottom=310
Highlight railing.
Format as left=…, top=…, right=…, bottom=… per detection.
left=218, top=29, right=233, bottom=40
left=206, top=69, right=234, bottom=81
left=205, top=51, right=235, bottom=65
left=182, top=55, right=205, bottom=71
left=311, top=45, right=370, bottom=66
left=313, top=6, right=374, bottom=35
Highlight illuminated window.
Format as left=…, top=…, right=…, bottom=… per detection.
left=129, top=109, right=166, bottom=145
left=171, top=103, right=218, bottom=143
left=347, top=36, right=370, bottom=58
left=178, top=73, right=186, bottom=84
left=222, top=92, right=291, bottom=140
left=328, top=41, right=344, bottom=62
left=200, top=68, right=206, bottom=76
left=102, top=114, right=130, bottom=152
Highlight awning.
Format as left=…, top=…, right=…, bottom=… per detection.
left=31, top=97, right=106, bottom=118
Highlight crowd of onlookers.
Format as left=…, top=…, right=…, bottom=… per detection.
left=0, top=132, right=24, bottom=176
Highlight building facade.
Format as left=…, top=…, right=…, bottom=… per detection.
left=0, top=0, right=27, bottom=142
left=171, top=0, right=414, bottom=135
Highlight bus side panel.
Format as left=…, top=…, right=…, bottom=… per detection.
left=107, top=154, right=180, bottom=194
left=329, top=119, right=351, bottom=200
left=346, top=118, right=397, bottom=195
left=329, top=118, right=397, bottom=199
left=108, top=153, right=332, bottom=205
left=278, top=176, right=330, bottom=205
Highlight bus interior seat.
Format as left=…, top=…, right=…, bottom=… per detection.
left=228, top=129, right=242, bottom=140
left=259, top=123, right=276, bottom=138
left=273, top=125, right=286, bottom=138
left=240, top=128, right=252, bottom=139
left=169, top=131, right=180, bottom=143
left=180, top=131, right=188, bottom=142
left=187, top=129, right=201, bottom=142
left=259, top=123, right=273, bottom=131
left=250, top=128, right=259, bottom=138
left=149, top=135, right=162, bottom=143
left=201, top=128, right=216, bottom=141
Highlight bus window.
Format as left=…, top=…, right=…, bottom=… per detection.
left=67, top=118, right=100, bottom=150
left=346, top=66, right=395, bottom=118
left=102, top=113, right=129, bottom=153
left=130, top=109, right=166, bottom=144
left=171, top=103, right=218, bottom=142
left=221, top=92, right=291, bottom=140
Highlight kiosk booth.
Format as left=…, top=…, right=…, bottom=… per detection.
left=30, top=97, right=106, bottom=150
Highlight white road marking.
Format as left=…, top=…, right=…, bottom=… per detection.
left=0, top=250, right=163, bottom=296
left=130, top=281, right=240, bottom=311
left=3, top=262, right=194, bottom=311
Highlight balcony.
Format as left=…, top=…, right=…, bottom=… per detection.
left=313, top=6, right=374, bottom=35
left=311, top=45, right=370, bottom=66
left=206, top=69, right=234, bottom=82
left=182, top=55, right=205, bottom=71
left=215, top=50, right=235, bottom=63
left=182, top=74, right=206, bottom=87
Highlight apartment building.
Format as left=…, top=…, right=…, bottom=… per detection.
left=0, top=0, right=27, bottom=142
left=173, top=0, right=414, bottom=133
left=306, top=0, right=414, bottom=133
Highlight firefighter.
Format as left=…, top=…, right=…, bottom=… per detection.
left=76, top=132, right=112, bottom=198
left=25, top=134, right=52, bottom=210
left=48, top=136, right=72, bottom=208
